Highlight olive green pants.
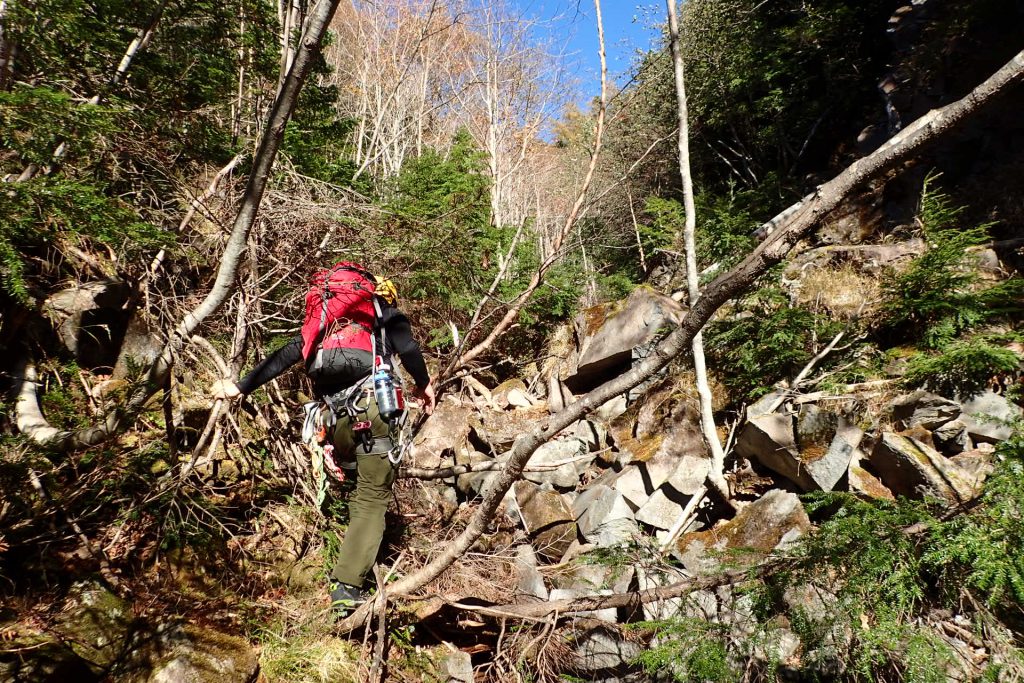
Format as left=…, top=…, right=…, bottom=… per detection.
left=328, top=397, right=398, bottom=589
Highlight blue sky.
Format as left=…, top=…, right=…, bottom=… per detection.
left=510, top=1, right=663, bottom=101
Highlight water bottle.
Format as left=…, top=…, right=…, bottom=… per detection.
left=373, top=364, right=401, bottom=422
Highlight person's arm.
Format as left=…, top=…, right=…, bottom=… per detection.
left=379, top=303, right=435, bottom=414
left=211, top=336, right=303, bottom=399
left=379, top=307, right=429, bottom=388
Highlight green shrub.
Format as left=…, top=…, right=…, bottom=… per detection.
left=903, top=338, right=1020, bottom=398
left=706, top=284, right=842, bottom=400
left=0, top=178, right=167, bottom=300
left=881, top=176, right=1022, bottom=349
left=633, top=617, right=735, bottom=682
left=923, top=434, right=1024, bottom=609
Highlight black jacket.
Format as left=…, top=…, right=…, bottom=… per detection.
left=237, top=300, right=429, bottom=396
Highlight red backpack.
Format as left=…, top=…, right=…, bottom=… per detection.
left=300, top=262, right=378, bottom=362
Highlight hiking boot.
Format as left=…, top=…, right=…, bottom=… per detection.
left=329, top=582, right=367, bottom=615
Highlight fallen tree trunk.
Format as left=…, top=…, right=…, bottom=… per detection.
left=338, top=48, right=1024, bottom=632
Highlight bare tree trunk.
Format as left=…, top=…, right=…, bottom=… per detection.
left=665, top=0, right=729, bottom=500
left=16, top=0, right=345, bottom=450
left=448, top=0, right=608, bottom=375
left=338, top=49, right=1024, bottom=630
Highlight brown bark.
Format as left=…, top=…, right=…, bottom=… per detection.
left=337, top=48, right=1024, bottom=632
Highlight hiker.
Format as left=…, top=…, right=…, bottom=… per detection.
left=210, top=263, right=435, bottom=611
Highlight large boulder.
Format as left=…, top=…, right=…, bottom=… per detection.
left=43, top=279, right=132, bottom=368
left=513, top=545, right=548, bottom=600
left=958, top=391, right=1022, bottom=443
left=848, top=463, right=895, bottom=501
left=471, top=403, right=550, bottom=453
left=0, top=629, right=98, bottom=683
left=407, top=400, right=473, bottom=468
left=564, top=287, right=684, bottom=393
left=610, top=377, right=707, bottom=471
left=454, top=449, right=496, bottom=497
left=121, top=624, right=259, bottom=683
left=868, top=433, right=975, bottom=503
left=674, top=490, right=811, bottom=574
left=570, top=627, right=643, bottom=678
left=523, top=438, right=590, bottom=489
left=635, top=566, right=690, bottom=621
left=891, top=390, right=961, bottom=430
left=513, top=481, right=577, bottom=563
left=736, top=409, right=859, bottom=492
left=932, top=419, right=970, bottom=455
left=50, top=581, right=133, bottom=673
left=609, top=465, right=650, bottom=509
left=491, top=378, right=530, bottom=409
left=635, top=488, right=687, bottom=532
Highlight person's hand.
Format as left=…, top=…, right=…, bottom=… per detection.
left=412, top=381, right=436, bottom=416
left=210, top=378, right=242, bottom=401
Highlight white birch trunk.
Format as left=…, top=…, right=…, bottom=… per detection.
left=665, top=0, right=730, bottom=499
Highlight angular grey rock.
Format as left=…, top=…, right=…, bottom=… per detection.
left=932, top=418, right=970, bottom=455
left=868, top=433, right=975, bottom=503
left=472, top=403, right=550, bottom=452
left=635, top=488, right=685, bottom=531
left=891, top=390, right=961, bottom=429
left=569, top=288, right=684, bottom=391
left=959, top=391, right=1022, bottom=443
left=667, top=454, right=712, bottom=495
left=594, top=395, right=628, bottom=423
left=674, top=490, right=811, bottom=574
left=513, top=545, right=548, bottom=600
left=572, top=628, right=642, bottom=673
left=848, top=463, right=895, bottom=501
left=506, top=387, right=535, bottom=409
left=611, top=465, right=650, bottom=509
left=797, top=404, right=841, bottom=447
left=812, top=421, right=864, bottom=492
left=735, top=413, right=810, bottom=487
left=491, top=378, right=528, bottom=410
left=523, top=438, right=590, bottom=489
left=407, top=401, right=473, bottom=468
left=950, top=449, right=995, bottom=496
left=635, top=566, right=690, bottom=621
left=747, top=389, right=787, bottom=418
left=455, top=450, right=495, bottom=497
left=574, top=419, right=608, bottom=453
left=736, top=412, right=858, bottom=492
left=572, top=485, right=639, bottom=547
left=438, top=648, right=474, bottom=683
left=513, top=480, right=576, bottom=563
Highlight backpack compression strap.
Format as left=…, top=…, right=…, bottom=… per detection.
left=310, top=263, right=377, bottom=360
